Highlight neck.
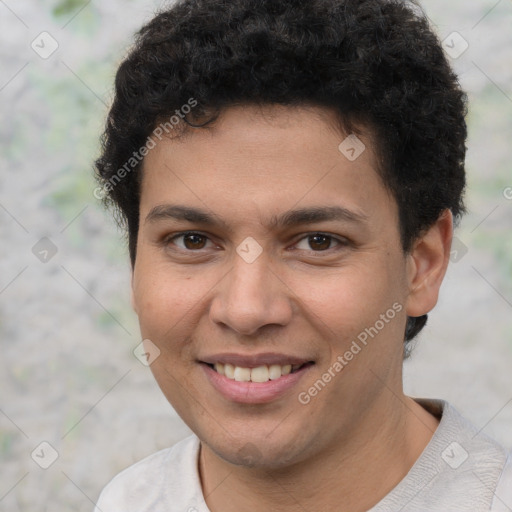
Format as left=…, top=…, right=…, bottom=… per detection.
left=199, top=394, right=439, bottom=512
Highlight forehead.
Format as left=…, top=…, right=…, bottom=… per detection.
left=139, top=104, right=396, bottom=233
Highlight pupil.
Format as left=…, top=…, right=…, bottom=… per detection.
left=310, top=234, right=330, bottom=251
left=185, top=234, right=205, bottom=249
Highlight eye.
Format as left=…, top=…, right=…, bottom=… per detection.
left=167, top=231, right=215, bottom=251
left=294, top=233, right=346, bottom=252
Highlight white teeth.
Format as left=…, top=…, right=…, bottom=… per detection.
left=268, top=364, right=282, bottom=380
left=212, top=362, right=301, bottom=382
left=281, top=364, right=292, bottom=376
left=251, top=365, right=269, bottom=383
left=224, top=363, right=235, bottom=379
left=234, top=367, right=251, bottom=382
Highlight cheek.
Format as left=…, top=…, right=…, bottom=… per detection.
left=132, top=260, right=227, bottom=376
left=132, top=261, right=197, bottom=341
left=292, top=254, right=406, bottom=348
left=132, top=265, right=205, bottom=402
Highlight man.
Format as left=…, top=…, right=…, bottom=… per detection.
left=93, top=0, right=512, bottom=510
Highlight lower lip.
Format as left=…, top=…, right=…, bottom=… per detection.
left=201, top=363, right=313, bottom=404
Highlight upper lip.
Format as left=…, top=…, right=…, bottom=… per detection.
left=199, top=352, right=314, bottom=368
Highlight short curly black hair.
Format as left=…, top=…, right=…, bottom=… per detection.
left=94, top=0, right=467, bottom=354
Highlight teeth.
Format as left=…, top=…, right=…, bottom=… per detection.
left=268, top=364, right=282, bottom=380
left=214, top=363, right=225, bottom=376
left=224, top=363, right=235, bottom=379
left=281, top=364, right=292, bottom=376
left=212, top=363, right=299, bottom=382
left=234, top=366, right=251, bottom=382
left=251, top=365, right=269, bottom=383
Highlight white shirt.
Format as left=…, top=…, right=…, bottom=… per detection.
left=94, top=398, right=512, bottom=512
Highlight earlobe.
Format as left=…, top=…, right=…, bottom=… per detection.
left=405, top=209, right=453, bottom=317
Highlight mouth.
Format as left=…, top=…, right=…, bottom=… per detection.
left=198, top=354, right=315, bottom=404
left=203, top=361, right=314, bottom=383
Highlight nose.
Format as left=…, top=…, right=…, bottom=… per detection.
left=209, top=251, right=293, bottom=336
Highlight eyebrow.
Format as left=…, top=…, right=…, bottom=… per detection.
left=144, top=204, right=368, bottom=230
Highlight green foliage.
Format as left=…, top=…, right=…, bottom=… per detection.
left=465, top=83, right=512, bottom=301
left=52, top=0, right=90, bottom=18
left=51, top=0, right=99, bottom=34
left=0, top=430, right=15, bottom=457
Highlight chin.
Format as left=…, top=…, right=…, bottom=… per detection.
left=202, top=427, right=313, bottom=469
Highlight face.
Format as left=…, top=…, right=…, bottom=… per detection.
left=132, top=104, right=414, bottom=468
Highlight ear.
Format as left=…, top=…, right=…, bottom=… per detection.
left=405, top=209, right=453, bottom=317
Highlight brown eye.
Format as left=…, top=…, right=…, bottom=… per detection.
left=169, top=232, right=212, bottom=251
left=183, top=233, right=207, bottom=249
left=294, top=233, right=346, bottom=252
left=308, top=234, right=332, bottom=251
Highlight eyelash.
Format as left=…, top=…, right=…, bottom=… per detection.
left=163, top=231, right=349, bottom=254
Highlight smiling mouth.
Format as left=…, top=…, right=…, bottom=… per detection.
left=203, top=362, right=314, bottom=383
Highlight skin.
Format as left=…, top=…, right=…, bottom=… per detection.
left=131, top=104, right=453, bottom=512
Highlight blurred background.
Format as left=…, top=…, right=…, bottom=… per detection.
left=0, top=1, right=511, bottom=510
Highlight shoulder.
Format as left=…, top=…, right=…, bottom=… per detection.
left=371, top=398, right=511, bottom=512
left=94, top=434, right=202, bottom=512
left=421, top=399, right=511, bottom=510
